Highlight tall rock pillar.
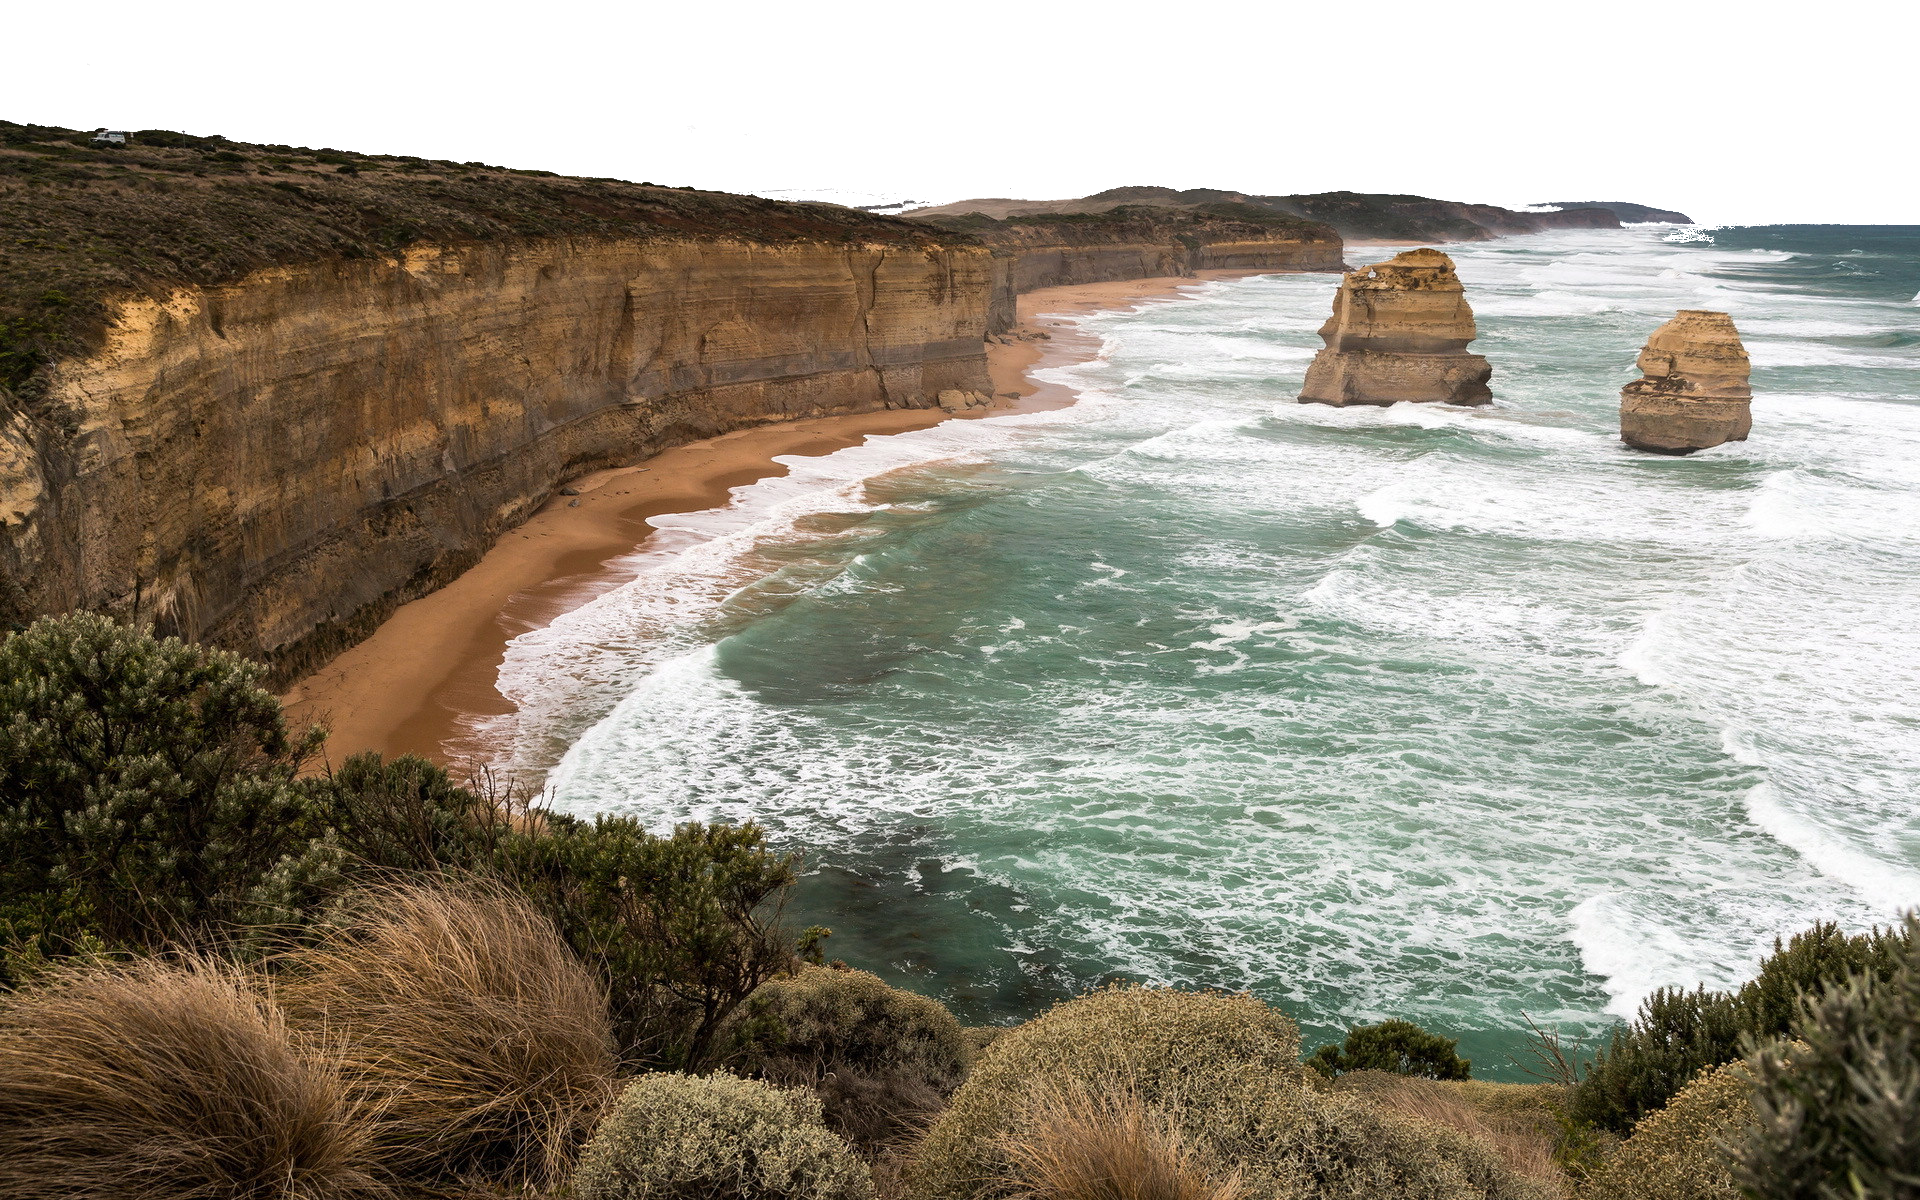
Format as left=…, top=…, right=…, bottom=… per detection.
left=1298, top=248, right=1493, bottom=407
left=1619, top=310, right=1752, bottom=454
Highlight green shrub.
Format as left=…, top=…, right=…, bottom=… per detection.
left=1569, top=987, right=1744, bottom=1136
left=0, top=955, right=378, bottom=1200
left=501, top=815, right=798, bottom=1072
left=0, top=614, right=322, bottom=959
left=572, top=1072, right=873, bottom=1200
left=1571, top=922, right=1913, bottom=1134
left=1310, top=1019, right=1472, bottom=1080
left=733, top=964, right=973, bottom=1148
left=1740, top=925, right=1920, bottom=1200
left=1580, top=1060, right=1753, bottom=1200
left=278, top=880, right=617, bottom=1189
left=908, top=985, right=1540, bottom=1200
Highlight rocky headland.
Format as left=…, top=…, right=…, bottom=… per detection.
left=1298, top=248, right=1493, bottom=407
left=1540, top=200, right=1694, bottom=224
left=908, top=184, right=1640, bottom=244
left=0, top=121, right=992, bottom=677
left=1618, top=310, right=1753, bottom=453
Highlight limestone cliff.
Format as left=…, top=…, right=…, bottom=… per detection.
left=1619, top=310, right=1752, bottom=454
left=915, top=205, right=1345, bottom=334
left=0, top=122, right=992, bottom=674
left=1298, top=249, right=1493, bottom=407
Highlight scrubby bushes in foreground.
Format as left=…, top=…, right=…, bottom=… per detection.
left=731, top=962, right=975, bottom=1149
left=0, top=615, right=801, bottom=1070
left=572, top=1072, right=873, bottom=1200
left=1581, top=1060, right=1754, bottom=1200
left=0, top=955, right=379, bottom=1200
left=997, top=1078, right=1245, bottom=1200
left=1570, top=920, right=1912, bottom=1134
left=1309, top=1018, right=1473, bottom=1081
left=0, top=611, right=321, bottom=965
left=1741, top=922, right=1920, bottom=1200
left=909, top=984, right=1543, bottom=1200
left=7, top=615, right=1920, bottom=1198
left=277, top=881, right=618, bottom=1189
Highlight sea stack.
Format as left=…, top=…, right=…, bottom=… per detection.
left=1298, top=248, right=1493, bottom=407
left=1619, top=310, right=1752, bottom=454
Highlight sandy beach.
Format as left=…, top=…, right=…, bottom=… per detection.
left=282, top=271, right=1278, bottom=770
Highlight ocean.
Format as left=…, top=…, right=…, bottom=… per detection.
left=477, top=225, right=1920, bottom=1076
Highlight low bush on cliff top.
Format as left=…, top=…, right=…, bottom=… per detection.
left=1570, top=920, right=1912, bottom=1134
left=0, top=615, right=802, bottom=1074
left=909, top=985, right=1542, bottom=1200
left=0, top=955, right=379, bottom=1200
left=1740, top=921, right=1920, bottom=1200
left=997, top=1078, right=1246, bottom=1200
left=730, top=963, right=974, bottom=1149
left=572, top=1072, right=874, bottom=1200
left=1309, top=1018, right=1473, bottom=1081
left=0, top=612, right=322, bottom=969
left=1581, top=1060, right=1755, bottom=1200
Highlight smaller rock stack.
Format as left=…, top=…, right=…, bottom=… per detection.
left=1298, top=248, right=1493, bottom=407
left=1619, top=310, right=1752, bottom=454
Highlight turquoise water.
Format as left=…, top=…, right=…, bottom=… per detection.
left=481, top=226, right=1920, bottom=1076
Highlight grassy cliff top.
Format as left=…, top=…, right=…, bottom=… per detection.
left=0, top=120, right=973, bottom=397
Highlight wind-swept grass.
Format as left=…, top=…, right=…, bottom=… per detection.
left=0, top=955, right=380, bottom=1200
left=277, top=880, right=618, bottom=1189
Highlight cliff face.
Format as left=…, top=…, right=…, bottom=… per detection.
left=1, top=236, right=993, bottom=674
left=1299, top=248, right=1493, bottom=407
left=1619, top=310, right=1752, bottom=454
left=917, top=206, right=1345, bottom=334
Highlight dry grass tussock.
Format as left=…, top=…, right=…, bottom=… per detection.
left=998, top=1078, right=1244, bottom=1200
left=277, top=880, right=618, bottom=1189
left=0, top=954, right=381, bottom=1200
left=1338, top=1072, right=1567, bottom=1196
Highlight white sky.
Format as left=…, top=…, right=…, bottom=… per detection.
left=6, top=0, right=1911, bottom=226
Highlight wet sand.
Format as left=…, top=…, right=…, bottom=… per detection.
left=282, top=271, right=1277, bottom=769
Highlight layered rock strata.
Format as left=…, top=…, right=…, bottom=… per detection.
left=911, top=207, right=1345, bottom=335
left=1298, top=249, right=1493, bottom=406
left=1, top=237, right=993, bottom=675
left=1618, top=310, right=1752, bottom=453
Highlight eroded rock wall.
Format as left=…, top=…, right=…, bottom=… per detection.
left=0, top=236, right=993, bottom=674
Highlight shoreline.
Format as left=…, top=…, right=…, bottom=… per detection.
left=281, top=270, right=1284, bottom=770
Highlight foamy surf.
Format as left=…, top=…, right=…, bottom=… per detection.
left=485, top=224, right=1920, bottom=1071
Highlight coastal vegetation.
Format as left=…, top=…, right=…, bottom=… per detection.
left=2, top=621, right=1915, bottom=1196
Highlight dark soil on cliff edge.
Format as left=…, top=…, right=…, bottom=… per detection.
left=0, top=119, right=977, bottom=402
